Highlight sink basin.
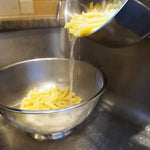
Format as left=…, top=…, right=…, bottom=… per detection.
left=0, top=28, right=150, bottom=149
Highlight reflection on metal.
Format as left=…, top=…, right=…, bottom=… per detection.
left=56, top=0, right=62, bottom=20
left=132, top=125, right=150, bottom=148
left=27, top=130, right=72, bottom=140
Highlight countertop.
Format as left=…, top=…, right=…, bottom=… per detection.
left=0, top=0, right=149, bottom=31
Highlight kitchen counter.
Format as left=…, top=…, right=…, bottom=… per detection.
left=0, top=0, right=149, bottom=31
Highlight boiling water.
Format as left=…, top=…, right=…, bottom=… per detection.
left=68, top=35, right=76, bottom=104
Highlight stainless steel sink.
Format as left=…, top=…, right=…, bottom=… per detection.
left=0, top=28, right=150, bottom=150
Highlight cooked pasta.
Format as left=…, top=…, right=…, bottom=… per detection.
left=20, top=85, right=82, bottom=110
left=65, top=0, right=123, bottom=37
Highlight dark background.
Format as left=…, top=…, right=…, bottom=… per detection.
left=139, top=0, right=150, bottom=8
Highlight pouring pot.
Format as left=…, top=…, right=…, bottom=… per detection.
left=65, top=0, right=150, bottom=47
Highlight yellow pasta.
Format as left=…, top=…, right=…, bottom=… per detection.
left=65, top=0, right=122, bottom=37
left=20, top=85, right=83, bottom=110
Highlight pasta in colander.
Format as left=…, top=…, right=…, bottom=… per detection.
left=20, top=85, right=82, bottom=110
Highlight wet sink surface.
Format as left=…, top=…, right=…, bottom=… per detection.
left=0, top=28, right=150, bottom=150
left=0, top=101, right=150, bottom=150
